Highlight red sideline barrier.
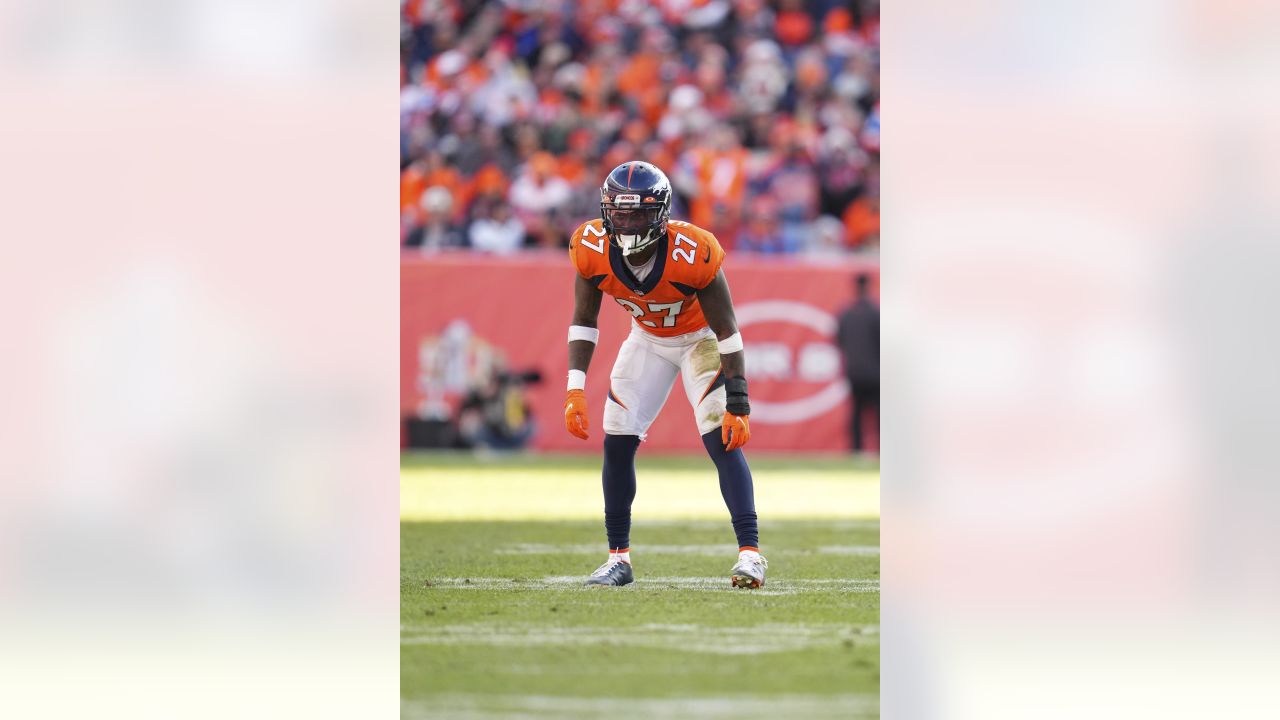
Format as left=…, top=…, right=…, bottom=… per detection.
left=402, top=250, right=878, bottom=452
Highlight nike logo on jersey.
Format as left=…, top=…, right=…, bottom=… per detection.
left=703, top=248, right=711, bottom=263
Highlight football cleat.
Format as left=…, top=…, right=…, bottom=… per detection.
left=585, top=554, right=634, bottom=587
left=730, top=550, right=768, bottom=589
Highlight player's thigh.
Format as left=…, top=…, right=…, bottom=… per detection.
left=680, top=334, right=727, bottom=435
left=603, top=334, right=680, bottom=437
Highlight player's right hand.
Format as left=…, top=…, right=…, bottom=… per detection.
left=565, top=389, right=589, bottom=440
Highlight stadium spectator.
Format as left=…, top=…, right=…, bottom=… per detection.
left=843, top=191, right=880, bottom=249
left=755, top=126, right=820, bottom=243
left=401, top=149, right=470, bottom=225
left=406, top=187, right=467, bottom=250
left=400, top=0, right=880, bottom=254
left=453, top=122, right=515, bottom=177
left=736, top=196, right=801, bottom=254
left=775, top=0, right=815, bottom=48
left=508, top=151, right=572, bottom=238
left=816, top=126, right=869, bottom=217
left=468, top=199, right=526, bottom=254
left=807, top=215, right=849, bottom=257
left=676, top=123, right=750, bottom=244
left=469, top=164, right=510, bottom=212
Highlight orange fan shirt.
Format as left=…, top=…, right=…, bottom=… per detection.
left=569, top=218, right=726, bottom=338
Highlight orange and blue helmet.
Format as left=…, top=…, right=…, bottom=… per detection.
left=600, top=161, right=672, bottom=256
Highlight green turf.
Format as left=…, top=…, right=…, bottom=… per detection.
left=401, top=453, right=880, bottom=719
left=402, top=452, right=880, bottom=522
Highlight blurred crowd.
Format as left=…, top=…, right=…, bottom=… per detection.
left=401, top=0, right=879, bottom=256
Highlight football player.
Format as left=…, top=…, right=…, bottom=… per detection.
left=564, top=161, right=767, bottom=589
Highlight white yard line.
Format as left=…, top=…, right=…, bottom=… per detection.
left=403, top=693, right=879, bottom=720
left=401, top=623, right=879, bottom=655
left=814, top=545, right=881, bottom=556
left=633, top=519, right=880, bottom=529
left=495, top=543, right=880, bottom=556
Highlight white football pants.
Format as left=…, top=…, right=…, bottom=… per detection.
left=602, top=325, right=727, bottom=439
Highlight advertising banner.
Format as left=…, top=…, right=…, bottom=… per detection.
left=402, top=251, right=878, bottom=452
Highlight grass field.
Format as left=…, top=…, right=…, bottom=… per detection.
left=401, top=452, right=880, bottom=719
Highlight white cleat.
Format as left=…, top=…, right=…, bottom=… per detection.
left=730, top=550, right=768, bottom=589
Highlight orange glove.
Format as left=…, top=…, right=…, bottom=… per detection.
left=721, top=411, right=750, bottom=451
left=565, top=389, right=589, bottom=440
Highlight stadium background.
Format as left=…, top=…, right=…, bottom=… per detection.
left=400, top=2, right=880, bottom=716
left=401, top=0, right=880, bottom=453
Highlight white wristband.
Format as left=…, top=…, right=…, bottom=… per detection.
left=717, top=332, right=743, bottom=354
left=568, top=325, right=600, bottom=344
left=567, top=369, right=586, bottom=391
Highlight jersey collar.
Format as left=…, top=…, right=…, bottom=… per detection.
left=609, top=232, right=668, bottom=296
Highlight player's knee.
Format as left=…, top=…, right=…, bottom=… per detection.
left=602, top=404, right=636, bottom=436
left=694, top=392, right=727, bottom=436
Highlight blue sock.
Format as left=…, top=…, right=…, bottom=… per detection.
left=602, top=434, right=641, bottom=550
left=701, top=429, right=759, bottom=549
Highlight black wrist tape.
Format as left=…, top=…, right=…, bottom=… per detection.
left=725, top=376, right=750, bottom=416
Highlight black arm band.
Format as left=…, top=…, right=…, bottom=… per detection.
left=725, top=376, right=750, bottom=416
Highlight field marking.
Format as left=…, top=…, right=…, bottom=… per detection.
left=418, top=576, right=879, bottom=595
left=401, top=622, right=879, bottom=655
left=402, top=694, right=879, bottom=720
left=814, top=545, right=881, bottom=556
left=634, top=518, right=880, bottom=529
left=494, top=543, right=879, bottom=556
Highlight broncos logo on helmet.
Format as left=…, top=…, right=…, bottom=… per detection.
left=599, top=161, right=673, bottom=257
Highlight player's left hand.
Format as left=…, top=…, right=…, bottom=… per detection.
left=721, top=411, right=750, bottom=451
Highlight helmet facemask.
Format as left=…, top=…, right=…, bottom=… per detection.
left=601, top=195, right=667, bottom=257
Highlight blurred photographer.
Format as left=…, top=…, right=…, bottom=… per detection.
left=456, top=369, right=541, bottom=451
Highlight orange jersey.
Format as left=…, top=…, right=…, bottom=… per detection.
left=569, top=218, right=726, bottom=337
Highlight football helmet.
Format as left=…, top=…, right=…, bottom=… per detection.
left=599, top=161, right=672, bottom=257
